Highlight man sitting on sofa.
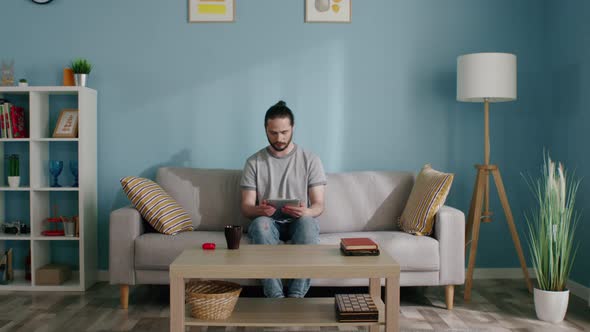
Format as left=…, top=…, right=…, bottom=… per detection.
left=240, top=100, right=327, bottom=298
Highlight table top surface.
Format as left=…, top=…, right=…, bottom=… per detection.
left=170, top=245, right=399, bottom=277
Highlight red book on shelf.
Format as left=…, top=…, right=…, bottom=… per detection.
left=10, top=105, right=26, bottom=138
left=340, top=238, right=379, bottom=250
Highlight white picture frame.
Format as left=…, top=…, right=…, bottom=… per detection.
left=305, top=0, right=351, bottom=23
left=188, top=0, right=235, bottom=23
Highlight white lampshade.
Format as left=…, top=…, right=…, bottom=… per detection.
left=457, top=52, right=517, bottom=102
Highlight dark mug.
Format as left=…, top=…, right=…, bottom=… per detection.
left=224, top=225, right=242, bottom=249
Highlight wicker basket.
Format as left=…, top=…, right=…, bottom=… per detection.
left=185, top=280, right=242, bottom=320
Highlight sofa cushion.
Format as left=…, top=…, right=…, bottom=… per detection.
left=136, top=231, right=439, bottom=272
left=318, top=171, right=414, bottom=233
left=399, top=165, right=453, bottom=236
left=319, top=232, right=439, bottom=271
left=120, top=176, right=193, bottom=235
left=157, top=168, right=248, bottom=230
left=135, top=231, right=250, bottom=270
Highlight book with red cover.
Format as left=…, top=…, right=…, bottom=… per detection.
left=340, top=238, right=378, bottom=250
left=10, top=105, right=26, bottom=138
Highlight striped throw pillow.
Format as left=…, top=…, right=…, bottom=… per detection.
left=399, top=165, right=454, bottom=236
left=120, top=176, right=193, bottom=235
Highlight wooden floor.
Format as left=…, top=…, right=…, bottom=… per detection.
left=0, top=279, right=588, bottom=331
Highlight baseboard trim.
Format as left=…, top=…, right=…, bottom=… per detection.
left=98, top=270, right=108, bottom=282
left=470, top=267, right=536, bottom=280
left=566, top=278, right=590, bottom=307
left=98, top=268, right=589, bottom=306
left=471, top=268, right=589, bottom=306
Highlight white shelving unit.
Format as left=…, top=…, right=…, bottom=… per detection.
left=0, top=86, right=97, bottom=291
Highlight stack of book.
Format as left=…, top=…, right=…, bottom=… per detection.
left=335, top=293, right=379, bottom=322
left=340, top=237, right=380, bottom=256
left=0, top=99, right=27, bottom=139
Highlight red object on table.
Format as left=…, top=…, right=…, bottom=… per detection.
left=202, top=243, right=216, bottom=250
left=42, top=216, right=65, bottom=236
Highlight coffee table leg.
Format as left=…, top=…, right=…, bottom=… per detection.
left=385, top=275, right=400, bottom=332
left=369, top=278, right=381, bottom=332
left=170, top=274, right=185, bottom=332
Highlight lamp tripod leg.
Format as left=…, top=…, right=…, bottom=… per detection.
left=464, top=168, right=486, bottom=301
left=482, top=175, right=492, bottom=222
left=491, top=168, right=533, bottom=293
left=465, top=169, right=483, bottom=250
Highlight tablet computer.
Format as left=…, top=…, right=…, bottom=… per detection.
left=266, top=199, right=301, bottom=210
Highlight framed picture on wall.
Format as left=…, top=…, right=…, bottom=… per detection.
left=188, top=0, right=235, bottom=23
left=53, top=109, right=79, bottom=138
left=305, top=0, right=351, bottom=23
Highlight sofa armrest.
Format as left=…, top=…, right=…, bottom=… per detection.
left=109, top=206, right=145, bottom=285
left=433, top=205, right=465, bottom=285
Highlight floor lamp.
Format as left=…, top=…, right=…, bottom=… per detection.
left=456, top=52, right=533, bottom=301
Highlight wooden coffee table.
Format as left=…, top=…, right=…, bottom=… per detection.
left=170, top=244, right=400, bottom=332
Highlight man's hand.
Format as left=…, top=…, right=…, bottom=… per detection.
left=281, top=202, right=310, bottom=219
left=256, top=200, right=276, bottom=217
left=242, top=190, right=277, bottom=218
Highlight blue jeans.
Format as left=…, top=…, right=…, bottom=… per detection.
left=247, top=216, right=320, bottom=298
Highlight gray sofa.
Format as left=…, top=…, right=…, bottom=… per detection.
left=110, top=167, right=465, bottom=309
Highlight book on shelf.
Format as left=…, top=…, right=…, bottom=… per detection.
left=10, top=105, right=26, bottom=138
left=4, top=103, right=13, bottom=138
left=0, top=102, right=5, bottom=138
left=0, top=248, right=13, bottom=284
left=340, top=237, right=379, bottom=250
left=335, top=293, right=379, bottom=322
left=0, top=100, right=28, bottom=139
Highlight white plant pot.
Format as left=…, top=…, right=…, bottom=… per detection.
left=534, top=288, right=569, bottom=323
left=8, top=176, right=20, bottom=188
left=18, top=82, right=28, bottom=87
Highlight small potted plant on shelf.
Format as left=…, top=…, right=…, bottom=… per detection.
left=7, top=154, right=20, bottom=188
left=523, top=153, right=581, bottom=323
left=69, top=58, right=92, bottom=87
left=18, top=79, right=28, bottom=87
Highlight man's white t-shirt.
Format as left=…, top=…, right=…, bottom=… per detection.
left=240, top=144, right=327, bottom=218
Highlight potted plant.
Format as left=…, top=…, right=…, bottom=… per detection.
left=69, top=58, right=92, bottom=87
left=7, top=154, right=20, bottom=188
left=523, top=153, right=581, bottom=323
left=18, top=79, right=28, bottom=87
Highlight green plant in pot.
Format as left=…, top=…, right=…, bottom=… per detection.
left=523, top=153, right=580, bottom=323
left=69, top=58, right=92, bottom=87
left=7, top=154, right=20, bottom=188
left=18, top=78, right=28, bottom=87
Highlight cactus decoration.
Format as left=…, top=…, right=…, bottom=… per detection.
left=8, top=154, right=19, bottom=177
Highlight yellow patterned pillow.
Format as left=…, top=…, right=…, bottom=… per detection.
left=120, top=176, right=193, bottom=235
left=399, top=165, right=454, bottom=236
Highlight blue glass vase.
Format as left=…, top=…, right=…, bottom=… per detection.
left=70, top=161, right=78, bottom=187
left=49, top=160, right=63, bottom=187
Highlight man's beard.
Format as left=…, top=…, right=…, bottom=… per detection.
left=267, top=136, right=292, bottom=152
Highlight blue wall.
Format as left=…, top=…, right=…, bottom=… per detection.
left=3, top=0, right=576, bottom=285
left=547, top=0, right=590, bottom=289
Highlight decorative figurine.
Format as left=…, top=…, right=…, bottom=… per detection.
left=1, top=60, right=14, bottom=86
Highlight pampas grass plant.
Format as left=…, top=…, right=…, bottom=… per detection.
left=523, top=153, right=581, bottom=291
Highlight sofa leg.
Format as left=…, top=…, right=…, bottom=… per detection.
left=445, top=285, right=454, bottom=310
left=120, top=284, right=129, bottom=309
